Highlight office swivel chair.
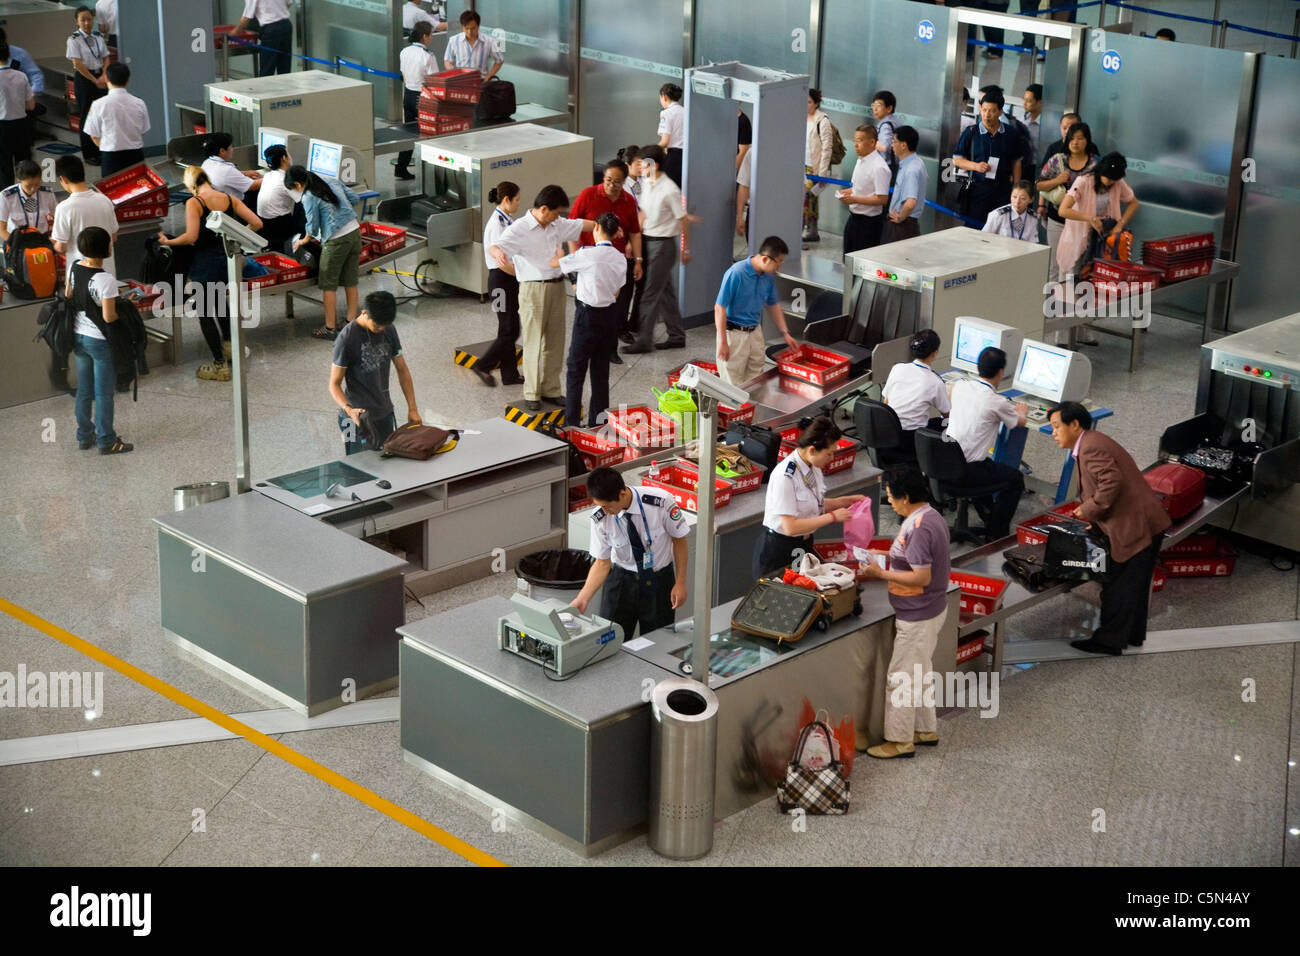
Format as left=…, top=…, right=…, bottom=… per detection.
left=914, top=428, right=1021, bottom=545
left=853, top=398, right=914, bottom=469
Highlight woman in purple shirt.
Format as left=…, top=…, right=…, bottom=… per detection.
left=861, top=465, right=952, bottom=759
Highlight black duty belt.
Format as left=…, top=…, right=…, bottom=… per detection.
left=530, top=276, right=565, bottom=284
left=726, top=323, right=758, bottom=333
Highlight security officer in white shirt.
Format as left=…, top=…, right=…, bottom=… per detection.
left=402, top=1, right=444, bottom=34
left=0, top=40, right=34, bottom=189
left=755, top=417, right=866, bottom=578
left=200, top=131, right=262, bottom=201
left=944, top=345, right=1028, bottom=539
left=0, top=161, right=56, bottom=243
left=234, top=0, right=294, bottom=77
left=83, top=63, right=150, bottom=177
left=554, top=212, right=626, bottom=428
left=394, top=21, right=438, bottom=181
left=655, top=83, right=685, bottom=186
left=982, top=180, right=1040, bottom=242
left=95, top=0, right=118, bottom=45
left=881, top=329, right=952, bottom=461
left=572, top=467, right=691, bottom=642
left=66, top=6, right=109, bottom=165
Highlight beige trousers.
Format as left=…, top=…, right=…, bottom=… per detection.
left=883, top=607, right=948, bottom=743
left=518, top=280, right=567, bottom=401
left=718, top=327, right=766, bottom=386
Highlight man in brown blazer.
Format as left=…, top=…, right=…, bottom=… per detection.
left=1049, top=402, right=1171, bottom=655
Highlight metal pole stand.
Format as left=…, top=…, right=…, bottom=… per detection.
left=690, top=394, right=718, bottom=686
left=223, top=239, right=251, bottom=493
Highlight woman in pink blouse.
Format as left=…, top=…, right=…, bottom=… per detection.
left=1056, top=152, right=1139, bottom=280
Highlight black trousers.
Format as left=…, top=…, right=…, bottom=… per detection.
left=960, top=458, right=1025, bottom=538
left=566, top=298, right=616, bottom=427
left=601, top=565, right=675, bottom=641
left=258, top=209, right=303, bottom=253
left=970, top=180, right=1012, bottom=227
left=843, top=212, right=884, bottom=255
left=395, top=88, right=420, bottom=173
left=479, top=268, right=522, bottom=381
left=74, top=71, right=106, bottom=163
left=1093, top=537, right=1162, bottom=651
left=665, top=147, right=683, bottom=187
left=257, top=19, right=293, bottom=77
left=753, top=528, right=814, bottom=580
left=0, top=118, right=33, bottom=189
left=881, top=216, right=921, bottom=244
left=99, top=147, right=144, bottom=178
left=612, top=257, right=636, bottom=336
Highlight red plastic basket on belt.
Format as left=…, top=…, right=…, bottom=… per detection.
left=606, top=404, right=677, bottom=449
left=666, top=361, right=754, bottom=425
left=1090, top=259, right=1164, bottom=284
left=417, top=113, right=473, bottom=135
left=1155, top=258, right=1214, bottom=283
left=1162, top=533, right=1221, bottom=556
left=667, top=361, right=717, bottom=387
left=642, top=465, right=732, bottom=512
left=359, top=222, right=407, bottom=256
left=1015, top=502, right=1080, bottom=546
left=672, top=456, right=762, bottom=495
left=777, top=427, right=859, bottom=474
left=251, top=252, right=308, bottom=285
left=568, top=485, right=594, bottom=513
left=957, top=632, right=987, bottom=663
left=951, top=571, right=1010, bottom=623
left=1161, top=537, right=1236, bottom=577
left=95, top=164, right=169, bottom=224
left=423, top=69, right=483, bottom=103
left=122, top=280, right=163, bottom=311
left=1142, top=232, right=1215, bottom=258
left=775, top=344, right=851, bottom=387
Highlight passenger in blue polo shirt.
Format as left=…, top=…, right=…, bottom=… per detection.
left=714, top=234, right=799, bottom=385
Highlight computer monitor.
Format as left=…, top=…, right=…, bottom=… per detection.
left=308, top=139, right=343, bottom=179
left=258, top=128, right=287, bottom=163
left=1012, top=339, right=1092, bottom=403
left=950, top=316, right=1024, bottom=381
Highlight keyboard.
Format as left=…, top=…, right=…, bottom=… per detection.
left=1027, top=405, right=1049, bottom=423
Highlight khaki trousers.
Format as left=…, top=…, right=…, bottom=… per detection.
left=518, top=280, right=567, bottom=401
left=718, top=327, right=766, bottom=386
left=883, top=607, right=947, bottom=743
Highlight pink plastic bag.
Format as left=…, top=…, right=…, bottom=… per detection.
left=842, top=497, right=876, bottom=550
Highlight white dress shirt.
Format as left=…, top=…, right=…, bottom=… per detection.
left=481, top=205, right=512, bottom=270
left=736, top=148, right=752, bottom=189
left=256, top=168, right=295, bottom=219
left=201, top=157, right=254, bottom=200
left=657, top=102, right=684, bottom=148
left=403, top=2, right=438, bottom=31
left=639, top=174, right=685, bottom=238
left=945, top=378, right=1022, bottom=463
left=399, top=41, right=437, bottom=92
left=982, top=203, right=1039, bottom=241
left=95, top=0, right=118, bottom=34
left=1, top=184, right=57, bottom=234
left=763, top=450, right=826, bottom=533
left=0, top=68, right=31, bottom=120
left=558, top=241, right=626, bottom=308
left=849, top=150, right=891, bottom=217
left=493, top=211, right=583, bottom=282
left=51, top=189, right=119, bottom=278
left=83, top=87, right=150, bottom=151
left=241, top=0, right=291, bottom=24
left=590, top=486, right=690, bottom=572
left=445, top=32, right=503, bottom=77
left=66, top=30, right=109, bottom=70
left=882, top=360, right=951, bottom=431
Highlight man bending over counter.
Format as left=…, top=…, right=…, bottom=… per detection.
left=329, top=291, right=422, bottom=455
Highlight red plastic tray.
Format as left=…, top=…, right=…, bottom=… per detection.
left=1162, top=543, right=1236, bottom=578
left=1151, top=564, right=1167, bottom=592
left=423, top=69, right=483, bottom=103
left=667, top=361, right=718, bottom=387
left=568, top=485, right=594, bottom=513
left=666, top=361, right=753, bottom=424
left=951, top=570, right=1010, bottom=621
left=607, top=404, right=677, bottom=449
left=642, top=466, right=732, bottom=512
left=1142, top=232, right=1215, bottom=256
left=252, top=252, right=308, bottom=284
left=1015, top=502, right=1080, bottom=546
left=672, top=457, right=762, bottom=495
left=418, top=94, right=476, bottom=116
left=418, top=115, right=473, bottom=135
left=115, top=202, right=169, bottom=223
left=359, top=222, right=407, bottom=256
left=1157, top=259, right=1214, bottom=283
left=1090, top=259, right=1164, bottom=283
left=122, top=280, right=163, bottom=310
left=564, top=425, right=620, bottom=455
left=814, top=536, right=893, bottom=580
left=1161, top=533, right=1221, bottom=556
left=957, top=633, right=987, bottom=663
left=243, top=270, right=277, bottom=291
left=96, top=164, right=168, bottom=206
left=776, top=344, right=851, bottom=387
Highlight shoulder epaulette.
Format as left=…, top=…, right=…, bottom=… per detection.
left=784, top=459, right=798, bottom=475
left=640, top=494, right=664, bottom=508
left=591, top=508, right=606, bottom=521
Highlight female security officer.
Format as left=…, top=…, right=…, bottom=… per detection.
left=754, top=416, right=866, bottom=578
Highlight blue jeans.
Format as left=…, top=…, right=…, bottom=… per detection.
left=338, top=408, right=396, bottom=456
left=73, top=333, right=118, bottom=449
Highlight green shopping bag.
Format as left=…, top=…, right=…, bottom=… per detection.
left=652, top=385, right=697, bottom=443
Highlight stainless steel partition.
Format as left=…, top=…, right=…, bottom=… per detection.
left=302, top=0, right=402, bottom=121
left=472, top=0, right=573, bottom=118
left=693, top=0, right=810, bottom=74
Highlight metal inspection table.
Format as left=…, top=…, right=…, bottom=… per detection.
left=155, top=492, right=407, bottom=716
left=399, top=585, right=959, bottom=855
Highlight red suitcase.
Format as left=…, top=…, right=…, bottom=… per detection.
left=1144, top=463, right=1206, bottom=519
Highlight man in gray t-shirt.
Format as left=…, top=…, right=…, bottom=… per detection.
left=861, top=466, right=953, bottom=759
left=328, top=291, right=422, bottom=454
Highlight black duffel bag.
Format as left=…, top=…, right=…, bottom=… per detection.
left=475, top=78, right=516, bottom=124
left=1042, top=520, right=1112, bottom=582
left=726, top=421, right=782, bottom=482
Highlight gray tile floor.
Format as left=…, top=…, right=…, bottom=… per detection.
left=1, top=202, right=1297, bottom=866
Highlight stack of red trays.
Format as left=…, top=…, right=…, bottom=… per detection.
left=94, top=164, right=169, bottom=223
left=418, top=69, right=481, bottom=135
left=1141, top=233, right=1216, bottom=284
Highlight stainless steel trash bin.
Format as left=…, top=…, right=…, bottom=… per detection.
left=648, top=676, right=719, bottom=860
left=173, top=481, right=230, bottom=511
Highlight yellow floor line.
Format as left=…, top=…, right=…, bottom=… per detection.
left=0, top=596, right=505, bottom=868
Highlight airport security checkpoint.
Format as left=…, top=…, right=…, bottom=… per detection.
left=3, top=0, right=1299, bottom=877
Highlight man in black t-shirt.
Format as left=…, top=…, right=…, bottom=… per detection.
left=328, top=291, right=422, bottom=454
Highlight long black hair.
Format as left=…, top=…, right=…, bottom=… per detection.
left=286, top=165, right=339, bottom=206
left=1092, top=152, right=1127, bottom=190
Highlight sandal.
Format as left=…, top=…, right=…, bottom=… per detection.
left=312, top=325, right=338, bottom=340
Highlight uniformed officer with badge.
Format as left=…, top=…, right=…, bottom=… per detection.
left=754, top=416, right=867, bottom=578
left=572, top=466, right=690, bottom=641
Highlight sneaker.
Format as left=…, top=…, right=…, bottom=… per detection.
left=311, top=325, right=338, bottom=340
left=221, top=340, right=232, bottom=361
left=99, top=438, right=134, bottom=455
left=196, top=361, right=232, bottom=382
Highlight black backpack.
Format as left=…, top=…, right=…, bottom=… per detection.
left=3, top=227, right=58, bottom=299
left=142, top=234, right=194, bottom=285
left=35, top=285, right=77, bottom=392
